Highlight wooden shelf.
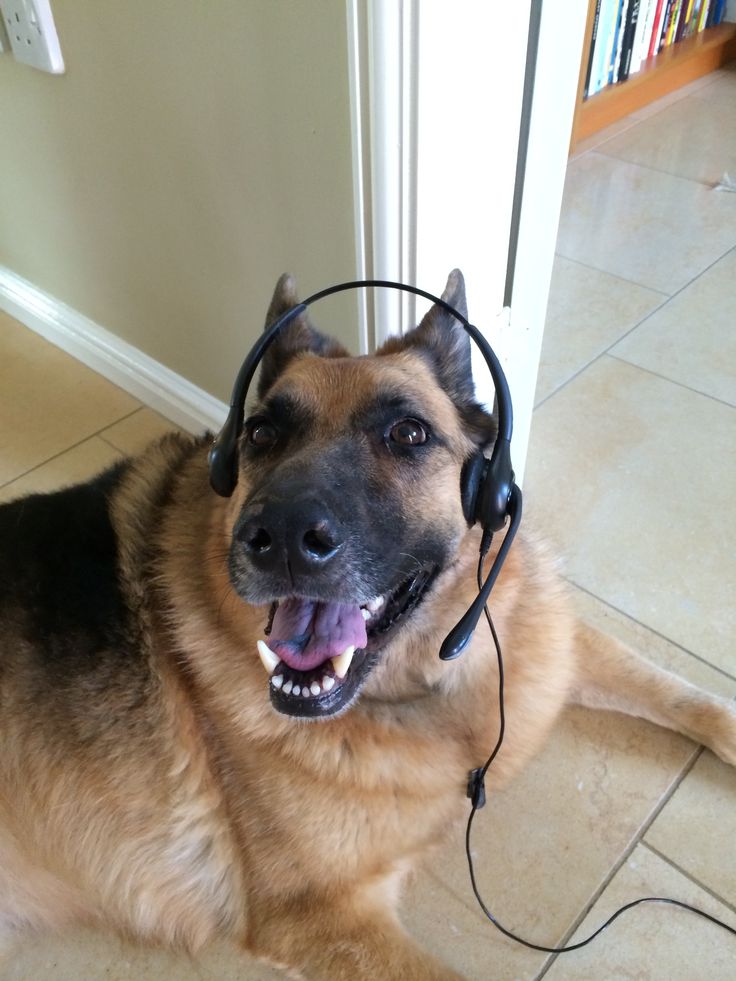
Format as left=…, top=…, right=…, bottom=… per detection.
left=571, top=20, right=736, bottom=150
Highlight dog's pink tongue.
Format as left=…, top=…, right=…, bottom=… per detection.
left=269, top=598, right=367, bottom=672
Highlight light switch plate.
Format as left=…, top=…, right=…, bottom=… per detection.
left=0, top=0, right=64, bottom=73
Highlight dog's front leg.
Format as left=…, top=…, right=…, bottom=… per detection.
left=244, top=893, right=465, bottom=981
left=570, top=623, right=736, bottom=765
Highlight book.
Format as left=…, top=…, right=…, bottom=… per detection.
left=630, top=0, right=656, bottom=73
left=608, top=0, right=629, bottom=84
left=696, top=1, right=711, bottom=31
left=619, top=0, right=642, bottom=81
left=584, top=0, right=603, bottom=97
left=648, top=0, right=667, bottom=58
left=689, top=0, right=704, bottom=34
left=675, top=0, right=694, bottom=42
left=664, top=0, right=683, bottom=47
left=656, top=0, right=673, bottom=51
left=590, top=0, right=619, bottom=94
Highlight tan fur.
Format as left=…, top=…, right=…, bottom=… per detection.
left=1, top=353, right=734, bottom=981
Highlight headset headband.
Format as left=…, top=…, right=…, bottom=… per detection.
left=209, top=279, right=513, bottom=492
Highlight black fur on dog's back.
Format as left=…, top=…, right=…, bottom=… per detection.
left=0, top=464, right=132, bottom=674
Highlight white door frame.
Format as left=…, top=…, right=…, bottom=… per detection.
left=347, top=0, right=588, bottom=484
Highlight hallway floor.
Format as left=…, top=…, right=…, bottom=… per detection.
left=0, top=64, right=735, bottom=981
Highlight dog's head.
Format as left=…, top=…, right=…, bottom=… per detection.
left=227, top=271, right=496, bottom=719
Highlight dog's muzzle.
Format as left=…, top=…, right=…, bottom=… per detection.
left=236, top=493, right=346, bottom=579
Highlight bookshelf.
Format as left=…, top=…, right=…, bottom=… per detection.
left=571, top=2, right=736, bottom=150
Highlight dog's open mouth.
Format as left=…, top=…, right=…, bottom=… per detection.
left=256, top=563, right=439, bottom=719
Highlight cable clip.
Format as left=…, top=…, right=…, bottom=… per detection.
left=467, top=767, right=486, bottom=809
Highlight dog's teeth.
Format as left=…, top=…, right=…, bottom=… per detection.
left=310, top=681, right=321, bottom=696
left=331, top=646, right=355, bottom=680
left=366, top=596, right=384, bottom=613
left=282, top=679, right=293, bottom=695
left=361, top=608, right=371, bottom=621
left=271, top=674, right=283, bottom=690
left=322, top=675, right=335, bottom=692
left=257, top=640, right=280, bottom=676
left=292, top=685, right=301, bottom=696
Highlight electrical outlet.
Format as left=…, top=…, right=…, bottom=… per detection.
left=0, top=0, right=64, bottom=73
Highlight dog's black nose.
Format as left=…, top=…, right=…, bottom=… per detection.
left=237, top=500, right=344, bottom=574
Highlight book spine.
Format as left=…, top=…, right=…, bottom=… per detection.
left=596, top=0, right=619, bottom=91
left=609, top=0, right=628, bottom=84
left=675, top=0, right=693, bottom=41
left=584, top=0, right=603, bottom=97
left=590, top=0, right=612, bottom=95
left=665, top=0, right=683, bottom=47
left=619, top=0, right=641, bottom=81
left=689, top=0, right=703, bottom=34
left=657, top=0, right=673, bottom=51
left=629, top=0, right=650, bottom=74
left=648, top=0, right=666, bottom=56
left=697, top=0, right=711, bottom=31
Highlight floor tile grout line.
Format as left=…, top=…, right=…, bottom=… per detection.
left=554, top=230, right=736, bottom=307
left=440, top=747, right=707, bottom=974
left=553, top=253, right=671, bottom=296
left=535, top=243, right=736, bottom=412
left=640, top=840, right=736, bottom=920
left=533, top=295, right=673, bottom=411
left=605, top=353, right=736, bottom=410
left=0, top=407, right=143, bottom=491
left=592, top=145, right=734, bottom=191
left=98, top=434, right=132, bottom=455
left=583, top=147, right=733, bottom=192
left=564, top=578, right=736, bottom=686
left=551, top=251, right=673, bottom=296
left=534, top=747, right=704, bottom=979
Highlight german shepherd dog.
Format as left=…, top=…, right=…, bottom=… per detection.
left=1, top=272, right=734, bottom=979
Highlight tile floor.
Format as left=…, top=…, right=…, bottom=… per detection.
left=1, top=64, right=735, bottom=980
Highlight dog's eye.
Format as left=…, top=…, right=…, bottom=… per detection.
left=389, top=419, right=428, bottom=446
left=247, top=420, right=278, bottom=448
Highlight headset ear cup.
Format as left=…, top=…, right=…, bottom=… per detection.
left=460, top=453, right=488, bottom=526
left=208, top=409, right=242, bottom=497
left=208, top=440, right=237, bottom=497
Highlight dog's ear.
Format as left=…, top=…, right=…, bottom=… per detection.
left=378, top=270, right=496, bottom=446
left=379, top=269, right=474, bottom=403
left=258, top=274, right=349, bottom=397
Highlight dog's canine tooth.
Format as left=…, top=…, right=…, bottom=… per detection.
left=257, top=640, right=280, bottom=675
left=282, top=679, right=293, bottom=695
left=310, top=681, right=321, bottom=696
left=331, top=646, right=355, bottom=680
left=361, top=608, right=371, bottom=621
left=322, top=675, right=335, bottom=692
left=366, top=596, right=384, bottom=613
left=271, top=674, right=283, bottom=690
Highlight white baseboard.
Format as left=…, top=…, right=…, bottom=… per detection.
left=0, top=266, right=227, bottom=435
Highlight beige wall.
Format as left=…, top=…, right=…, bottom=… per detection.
left=0, top=1, right=358, bottom=401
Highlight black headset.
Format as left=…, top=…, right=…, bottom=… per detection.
left=208, top=279, right=523, bottom=660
